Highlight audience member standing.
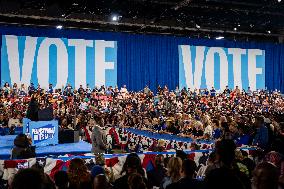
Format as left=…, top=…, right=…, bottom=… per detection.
left=67, top=158, right=92, bottom=189
left=253, top=116, right=269, bottom=149
left=166, top=159, right=203, bottom=189
left=160, top=157, right=182, bottom=189
left=204, top=139, right=251, bottom=189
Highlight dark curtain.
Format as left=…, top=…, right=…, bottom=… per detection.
left=0, top=25, right=283, bottom=92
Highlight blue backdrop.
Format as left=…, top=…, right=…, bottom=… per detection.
left=0, top=25, right=283, bottom=92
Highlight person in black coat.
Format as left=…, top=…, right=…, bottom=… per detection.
left=114, top=153, right=148, bottom=189
left=26, top=95, right=39, bottom=121
left=147, top=155, right=167, bottom=188
left=11, top=134, right=35, bottom=159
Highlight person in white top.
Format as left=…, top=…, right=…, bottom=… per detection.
left=120, top=85, right=128, bottom=94
left=8, top=114, right=21, bottom=128
left=120, top=85, right=128, bottom=98
left=204, top=124, right=213, bottom=138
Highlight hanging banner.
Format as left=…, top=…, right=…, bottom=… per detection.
left=1, top=35, right=117, bottom=89
left=179, top=45, right=265, bottom=91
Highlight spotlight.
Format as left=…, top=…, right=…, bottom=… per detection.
left=268, top=30, right=271, bottom=34
left=195, top=24, right=200, bottom=29
left=238, top=24, right=241, bottom=27
left=278, top=0, right=281, bottom=2
left=56, top=25, right=63, bottom=29
left=111, top=14, right=121, bottom=22
left=112, top=15, right=118, bottom=21
left=234, top=27, right=237, bottom=31
left=216, top=36, right=224, bottom=40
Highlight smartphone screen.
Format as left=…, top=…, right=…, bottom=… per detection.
left=17, top=162, right=29, bottom=170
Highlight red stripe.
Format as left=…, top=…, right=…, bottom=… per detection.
left=83, top=127, right=91, bottom=143
left=142, top=154, right=156, bottom=169
left=105, top=157, right=119, bottom=167
left=49, top=160, right=64, bottom=179
left=4, top=160, right=27, bottom=169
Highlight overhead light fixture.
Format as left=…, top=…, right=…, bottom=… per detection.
left=56, top=25, right=63, bottom=30
left=195, top=24, right=200, bottom=29
left=112, top=15, right=118, bottom=21
left=234, top=27, right=237, bottom=31
left=111, top=14, right=121, bottom=22
left=268, top=30, right=271, bottom=34
left=216, top=36, right=224, bottom=40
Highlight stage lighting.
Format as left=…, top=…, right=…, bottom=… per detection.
left=56, top=25, right=63, bottom=29
left=268, top=30, right=271, bottom=34
left=238, top=24, right=241, bottom=27
left=112, top=15, right=118, bottom=21
left=195, top=24, right=200, bottom=29
left=234, top=27, right=237, bottom=31
left=216, top=36, right=224, bottom=40
left=278, top=0, right=281, bottom=2
left=111, top=14, right=122, bottom=22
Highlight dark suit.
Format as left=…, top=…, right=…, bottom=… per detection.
left=166, top=177, right=203, bottom=189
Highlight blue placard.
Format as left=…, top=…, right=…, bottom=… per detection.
left=29, top=120, right=58, bottom=147
left=23, top=118, right=31, bottom=134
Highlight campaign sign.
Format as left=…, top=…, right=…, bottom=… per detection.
left=1, top=35, right=117, bottom=89
left=23, top=118, right=31, bottom=134
left=179, top=45, right=265, bottom=91
left=29, top=120, right=58, bottom=147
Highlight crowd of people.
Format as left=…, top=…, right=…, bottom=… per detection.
left=5, top=139, right=284, bottom=189
left=1, top=81, right=284, bottom=188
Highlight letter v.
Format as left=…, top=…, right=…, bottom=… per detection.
left=5, top=35, right=37, bottom=85
left=181, top=45, right=205, bottom=89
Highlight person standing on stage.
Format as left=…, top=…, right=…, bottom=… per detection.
left=26, top=94, right=39, bottom=121
left=91, top=119, right=106, bottom=154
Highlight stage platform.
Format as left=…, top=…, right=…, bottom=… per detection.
left=0, top=135, right=92, bottom=159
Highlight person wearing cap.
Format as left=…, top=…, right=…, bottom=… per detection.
left=91, top=165, right=105, bottom=179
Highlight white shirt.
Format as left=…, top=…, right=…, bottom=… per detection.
left=8, top=118, right=21, bottom=128
left=204, top=125, right=213, bottom=137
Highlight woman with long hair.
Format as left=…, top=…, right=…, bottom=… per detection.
left=114, top=153, right=148, bottom=189
left=160, top=157, right=183, bottom=189
left=67, top=158, right=92, bottom=189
